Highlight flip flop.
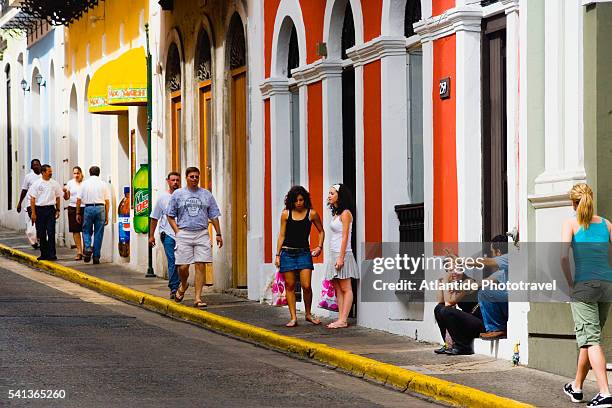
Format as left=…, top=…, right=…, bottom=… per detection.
left=175, top=283, right=189, bottom=303
left=285, top=319, right=298, bottom=327
left=194, top=301, right=207, bottom=308
left=326, top=321, right=348, bottom=329
left=305, top=315, right=321, bottom=325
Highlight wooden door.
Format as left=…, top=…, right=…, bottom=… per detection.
left=171, top=92, right=182, bottom=174
left=199, top=83, right=214, bottom=285
left=231, top=67, right=247, bottom=288
left=482, top=15, right=508, bottom=241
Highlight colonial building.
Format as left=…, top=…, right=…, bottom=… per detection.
left=2, top=0, right=612, bottom=376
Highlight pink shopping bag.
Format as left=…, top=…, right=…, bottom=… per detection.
left=318, top=279, right=338, bottom=312
left=271, top=271, right=288, bottom=307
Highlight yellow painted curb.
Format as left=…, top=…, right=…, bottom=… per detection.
left=0, top=243, right=534, bottom=408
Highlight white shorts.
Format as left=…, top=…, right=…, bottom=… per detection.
left=174, top=229, right=212, bottom=265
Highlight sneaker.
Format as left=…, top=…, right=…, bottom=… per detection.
left=83, top=251, right=92, bottom=263
left=587, top=393, right=612, bottom=407
left=447, top=347, right=474, bottom=355
left=434, top=345, right=451, bottom=354
left=563, top=382, right=583, bottom=403
left=170, top=291, right=176, bottom=300
left=92, top=258, right=100, bottom=265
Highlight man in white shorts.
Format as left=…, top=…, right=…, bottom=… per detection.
left=166, top=166, right=222, bottom=308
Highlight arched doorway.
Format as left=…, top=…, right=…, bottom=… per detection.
left=195, top=28, right=214, bottom=286
left=5, top=64, right=12, bottom=210
left=287, top=22, right=300, bottom=186
left=83, top=76, right=92, bottom=169
left=227, top=13, right=248, bottom=288
left=166, top=43, right=182, bottom=174
left=405, top=0, right=423, bottom=204
left=69, top=84, right=78, bottom=169
left=31, top=67, right=41, bottom=162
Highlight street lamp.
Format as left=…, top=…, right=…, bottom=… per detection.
left=35, top=73, right=46, bottom=87
left=20, top=79, right=30, bottom=92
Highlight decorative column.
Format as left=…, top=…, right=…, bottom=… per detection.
left=348, top=37, right=409, bottom=242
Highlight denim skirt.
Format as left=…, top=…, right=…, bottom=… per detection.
left=279, top=248, right=314, bottom=272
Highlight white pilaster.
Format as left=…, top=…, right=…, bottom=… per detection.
left=260, top=77, right=292, bottom=266
left=348, top=36, right=409, bottom=242
left=506, top=2, right=520, bottom=238
left=455, top=24, right=482, bottom=242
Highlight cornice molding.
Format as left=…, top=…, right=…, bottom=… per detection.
left=528, top=192, right=572, bottom=209
left=346, top=36, right=407, bottom=67
left=259, top=77, right=290, bottom=100
left=414, top=6, right=482, bottom=43
left=290, top=58, right=343, bottom=86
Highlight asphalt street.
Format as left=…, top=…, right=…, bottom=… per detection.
left=0, top=257, right=444, bottom=408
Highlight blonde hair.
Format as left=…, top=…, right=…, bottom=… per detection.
left=570, top=183, right=594, bottom=230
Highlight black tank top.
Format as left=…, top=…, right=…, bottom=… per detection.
left=283, top=209, right=311, bottom=249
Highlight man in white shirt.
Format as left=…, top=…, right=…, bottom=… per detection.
left=149, top=171, right=181, bottom=298
left=30, top=164, right=63, bottom=261
left=17, top=159, right=41, bottom=249
left=76, top=166, right=111, bottom=264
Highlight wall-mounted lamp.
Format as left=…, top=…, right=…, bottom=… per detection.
left=35, top=73, right=46, bottom=87
left=20, top=79, right=30, bottom=92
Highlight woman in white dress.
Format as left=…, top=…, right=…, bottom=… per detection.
left=325, top=183, right=359, bottom=329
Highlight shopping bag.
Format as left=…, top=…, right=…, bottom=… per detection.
left=25, top=220, right=37, bottom=246
left=271, top=271, right=288, bottom=307
left=318, top=279, right=339, bottom=312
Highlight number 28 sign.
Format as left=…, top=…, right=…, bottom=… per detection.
left=439, top=77, right=451, bottom=99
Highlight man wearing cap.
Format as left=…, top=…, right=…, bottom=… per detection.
left=76, top=166, right=111, bottom=264
left=29, top=164, right=63, bottom=261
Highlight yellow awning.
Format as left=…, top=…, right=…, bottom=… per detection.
left=108, top=47, right=147, bottom=106
left=87, top=47, right=147, bottom=114
left=87, top=57, right=128, bottom=115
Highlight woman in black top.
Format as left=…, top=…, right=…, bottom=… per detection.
left=275, top=186, right=325, bottom=327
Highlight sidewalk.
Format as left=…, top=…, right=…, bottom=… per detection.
left=0, top=227, right=597, bottom=407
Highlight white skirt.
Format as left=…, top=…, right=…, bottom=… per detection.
left=325, top=251, right=360, bottom=280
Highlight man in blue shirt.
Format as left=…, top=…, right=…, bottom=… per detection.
left=149, top=171, right=181, bottom=299
left=476, top=235, right=509, bottom=340
left=167, top=167, right=222, bottom=308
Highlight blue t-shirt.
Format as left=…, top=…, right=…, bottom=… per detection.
left=166, top=187, right=221, bottom=231
left=490, top=254, right=509, bottom=283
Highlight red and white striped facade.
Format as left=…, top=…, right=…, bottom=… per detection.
left=248, top=0, right=525, bottom=361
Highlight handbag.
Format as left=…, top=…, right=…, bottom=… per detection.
left=271, top=270, right=288, bottom=307
left=318, top=278, right=339, bottom=312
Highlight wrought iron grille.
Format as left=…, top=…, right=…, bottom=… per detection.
left=2, top=0, right=99, bottom=32
left=195, top=31, right=211, bottom=82
left=395, top=203, right=424, bottom=242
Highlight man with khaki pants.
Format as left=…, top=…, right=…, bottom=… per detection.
left=167, top=166, right=222, bottom=308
